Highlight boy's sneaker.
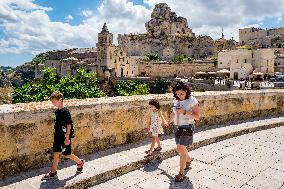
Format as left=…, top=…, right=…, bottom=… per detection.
left=41, top=171, right=58, bottom=180
left=76, top=159, right=85, bottom=173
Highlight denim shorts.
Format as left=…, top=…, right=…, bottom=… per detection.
left=174, top=124, right=194, bottom=146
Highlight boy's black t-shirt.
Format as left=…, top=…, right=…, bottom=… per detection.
left=54, top=107, right=73, bottom=139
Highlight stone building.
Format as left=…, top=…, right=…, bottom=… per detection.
left=118, top=3, right=236, bottom=61
left=35, top=23, right=139, bottom=80
left=239, top=27, right=284, bottom=48
left=274, top=49, right=284, bottom=74
left=218, top=49, right=277, bottom=79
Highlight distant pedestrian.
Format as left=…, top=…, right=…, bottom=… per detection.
left=168, top=81, right=200, bottom=182
left=145, top=99, right=168, bottom=157
left=42, top=91, right=84, bottom=180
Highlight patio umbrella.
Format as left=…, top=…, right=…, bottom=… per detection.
left=253, top=72, right=264, bottom=75
left=208, top=72, right=216, bottom=74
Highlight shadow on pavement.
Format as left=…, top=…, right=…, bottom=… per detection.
left=39, top=173, right=78, bottom=189
left=158, top=168, right=195, bottom=189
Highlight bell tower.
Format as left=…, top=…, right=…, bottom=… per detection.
left=97, top=23, right=113, bottom=46
left=96, top=23, right=115, bottom=79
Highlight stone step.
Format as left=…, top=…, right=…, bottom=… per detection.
left=1, top=116, right=284, bottom=189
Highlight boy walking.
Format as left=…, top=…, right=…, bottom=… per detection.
left=42, top=91, right=84, bottom=180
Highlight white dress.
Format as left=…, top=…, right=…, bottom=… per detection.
left=150, top=111, right=164, bottom=136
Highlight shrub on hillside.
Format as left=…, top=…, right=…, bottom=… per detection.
left=145, top=53, right=160, bottom=61
left=173, top=54, right=192, bottom=62
left=150, top=78, right=171, bottom=94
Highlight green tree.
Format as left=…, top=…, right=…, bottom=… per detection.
left=112, top=80, right=149, bottom=96
left=12, top=67, right=105, bottom=103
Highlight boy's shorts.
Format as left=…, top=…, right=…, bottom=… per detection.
left=53, top=138, right=72, bottom=156
left=173, top=124, right=194, bottom=146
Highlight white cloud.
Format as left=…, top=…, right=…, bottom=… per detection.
left=0, top=0, right=151, bottom=56
left=1, top=0, right=284, bottom=59
left=277, top=14, right=283, bottom=23
left=0, top=0, right=51, bottom=22
left=97, top=0, right=151, bottom=34
left=82, top=10, right=93, bottom=17
left=65, top=14, right=73, bottom=22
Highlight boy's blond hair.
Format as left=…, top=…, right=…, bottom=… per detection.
left=49, top=91, right=64, bottom=101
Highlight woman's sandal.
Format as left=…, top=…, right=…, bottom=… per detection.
left=144, top=152, right=153, bottom=158
left=154, top=147, right=162, bottom=151
left=175, top=172, right=185, bottom=182
left=184, top=158, right=194, bottom=170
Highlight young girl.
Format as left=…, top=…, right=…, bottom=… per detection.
left=145, top=99, right=167, bottom=157
left=169, top=81, right=200, bottom=182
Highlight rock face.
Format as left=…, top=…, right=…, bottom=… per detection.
left=0, top=72, right=12, bottom=88
left=146, top=3, right=194, bottom=38
left=118, top=3, right=237, bottom=60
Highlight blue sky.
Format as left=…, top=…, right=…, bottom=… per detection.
left=35, top=0, right=102, bottom=25
left=0, top=0, right=284, bottom=67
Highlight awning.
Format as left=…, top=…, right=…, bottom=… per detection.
left=195, top=71, right=206, bottom=74
left=217, top=69, right=230, bottom=73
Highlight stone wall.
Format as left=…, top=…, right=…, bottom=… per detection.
left=0, top=90, right=283, bottom=178
left=138, top=61, right=216, bottom=77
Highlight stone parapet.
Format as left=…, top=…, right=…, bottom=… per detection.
left=0, top=90, right=283, bottom=178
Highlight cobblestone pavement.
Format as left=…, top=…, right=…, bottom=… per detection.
left=91, top=126, right=284, bottom=189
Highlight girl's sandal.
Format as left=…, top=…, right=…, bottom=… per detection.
left=145, top=150, right=151, bottom=154
left=175, top=172, right=185, bottom=182
left=184, top=158, right=194, bottom=170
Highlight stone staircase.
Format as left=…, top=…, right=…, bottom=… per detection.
left=1, top=116, right=284, bottom=189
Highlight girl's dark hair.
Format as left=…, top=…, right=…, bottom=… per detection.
left=173, top=81, right=191, bottom=100
left=149, top=99, right=160, bottom=109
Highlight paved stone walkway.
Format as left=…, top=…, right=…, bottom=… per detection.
left=1, top=117, right=283, bottom=189
left=92, top=126, right=284, bottom=189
